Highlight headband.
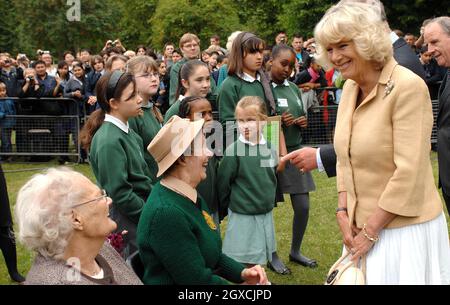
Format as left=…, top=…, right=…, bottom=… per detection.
left=106, top=70, right=125, bottom=101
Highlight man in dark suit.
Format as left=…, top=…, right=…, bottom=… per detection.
left=424, top=17, right=450, bottom=213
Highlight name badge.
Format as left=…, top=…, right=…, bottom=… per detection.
left=277, top=98, right=288, bottom=107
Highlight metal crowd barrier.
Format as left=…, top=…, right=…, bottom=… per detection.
left=0, top=97, right=83, bottom=161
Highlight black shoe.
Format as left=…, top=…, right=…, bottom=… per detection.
left=9, top=271, right=25, bottom=283
left=289, top=254, right=318, bottom=268
left=267, top=261, right=292, bottom=275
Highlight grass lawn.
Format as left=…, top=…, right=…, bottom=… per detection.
left=1, top=152, right=448, bottom=285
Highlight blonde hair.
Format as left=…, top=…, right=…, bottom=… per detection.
left=314, top=2, right=392, bottom=68
left=126, top=55, right=158, bottom=75
left=235, top=96, right=268, bottom=120
left=179, top=33, right=200, bottom=49
left=15, top=167, right=91, bottom=260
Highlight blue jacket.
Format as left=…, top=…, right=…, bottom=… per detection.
left=0, top=99, right=16, bottom=128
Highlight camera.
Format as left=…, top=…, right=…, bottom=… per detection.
left=27, top=76, right=34, bottom=81
left=37, top=50, right=50, bottom=56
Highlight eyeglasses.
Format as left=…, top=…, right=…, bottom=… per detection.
left=72, top=189, right=109, bottom=208
left=136, top=72, right=160, bottom=79
left=184, top=43, right=199, bottom=49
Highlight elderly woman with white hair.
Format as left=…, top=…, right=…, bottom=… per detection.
left=314, top=2, right=450, bottom=284
left=15, top=167, right=142, bottom=285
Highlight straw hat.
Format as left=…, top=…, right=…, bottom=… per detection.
left=147, top=115, right=205, bottom=177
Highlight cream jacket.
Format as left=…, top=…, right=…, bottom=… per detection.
left=335, top=58, right=442, bottom=229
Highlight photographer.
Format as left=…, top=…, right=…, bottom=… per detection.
left=19, top=68, right=43, bottom=98
left=80, top=49, right=92, bottom=74
left=103, top=39, right=126, bottom=54
left=0, top=53, right=23, bottom=97
left=275, top=30, right=288, bottom=45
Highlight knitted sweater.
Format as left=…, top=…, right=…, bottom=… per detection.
left=25, top=242, right=143, bottom=285
left=128, top=106, right=162, bottom=183
left=272, top=81, right=306, bottom=151
left=217, top=139, right=277, bottom=215
left=90, top=122, right=152, bottom=224
left=137, top=182, right=245, bottom=285
left=218, top=75, right=268, bottom=124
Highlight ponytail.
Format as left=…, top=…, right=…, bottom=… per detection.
left=79, top=109, right=105, bottom=151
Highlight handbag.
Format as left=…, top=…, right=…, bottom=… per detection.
left=325, top=249, right=366, bottom=285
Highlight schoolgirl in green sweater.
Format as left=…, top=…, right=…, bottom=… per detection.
left=80, top=71, right=153, bottom=258
left=217, top=32, right=277, bottom=149
left=126, top=56, right=163, bottom=183
left=270, top=44, right=317, bottom=268
left=218, top=96, right=280, bottom=266
left=164, top=60, right=211, bottom=124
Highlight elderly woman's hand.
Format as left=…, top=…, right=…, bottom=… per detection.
left=336, top=211, right=354, bottom=251
left=350, top=229, right=376, bottom=262
left=241, top=265, right=269, bottom=285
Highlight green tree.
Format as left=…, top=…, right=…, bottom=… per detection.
left=113, top=0, right=158, bottom=49
left=0, top=0, right=18, bottom=53
left=278, top=0, right=334, bottom=40
left=12, top=0, right=118, bottom=58
left=234, top=0, right=284, bottom=45
left=150, top=0, right=242, bottom=51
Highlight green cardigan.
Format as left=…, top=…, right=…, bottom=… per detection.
left=137, top=182, right=245, bottom=285
left=217, top=75, right=268, bottom=125
left=217, top=139, right=277, bottom=215
left=273, top=81, right=306, bottom=152
left=128, top=106, right=162, bottom=183
left=90, top=122, right=153, bottom=224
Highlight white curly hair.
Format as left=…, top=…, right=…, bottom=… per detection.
left=15, top=167, right=91, bottom=260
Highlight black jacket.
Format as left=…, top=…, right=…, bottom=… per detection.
left=437, top=70, right=450, bottom=193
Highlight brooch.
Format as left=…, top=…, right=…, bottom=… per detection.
left=202, top=211, right=217, bottom=230
left=384, top=79, right=395, bottom=98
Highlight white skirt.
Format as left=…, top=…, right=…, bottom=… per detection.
left=355, top=212, right=450, bottom=285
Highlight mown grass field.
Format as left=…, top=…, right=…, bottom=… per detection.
left=1, top=152, right=448, bottom=285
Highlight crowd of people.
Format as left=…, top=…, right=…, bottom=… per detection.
left=1, top=0, right=449, bottom=285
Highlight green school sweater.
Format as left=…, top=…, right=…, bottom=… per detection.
left=90, top=122, right=153, bottom=224
left=217, top=75, right=268, bottom=125
left=137, top=182, right=245, bottom=285
left=163, top=98, right=181, bottom=124
left=217, top=139, right=277, bottom=215
left=273, top=81, right=306, bottom=152
left=128, top=106, right=161, bottom=183
left=168, top=58, right=218, bottom=108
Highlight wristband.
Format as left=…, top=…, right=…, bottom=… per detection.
left=335, top=207, right=347, bottom=214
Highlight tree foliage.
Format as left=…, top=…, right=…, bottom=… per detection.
left=149, top=0, right=241, bottom=50
left=0, top=0, right=448, bottom=58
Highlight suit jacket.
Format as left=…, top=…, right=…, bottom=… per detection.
left=393, top=37, right=426, bottom=80
left=334, top=58, right=442, bottom=229
left=320, top=38, right=428, bottom=177
left=437, top=70, right=450, bottom=193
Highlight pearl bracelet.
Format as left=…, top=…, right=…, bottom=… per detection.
left=362, top=224, right=379, bottom=243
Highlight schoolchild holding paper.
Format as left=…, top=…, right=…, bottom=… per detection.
left=269, top=44, right=317, bottom=269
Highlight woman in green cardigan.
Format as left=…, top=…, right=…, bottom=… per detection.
left=137, top=115, right=269, bottom=285
left=80, top=71, right=153, bottom=259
